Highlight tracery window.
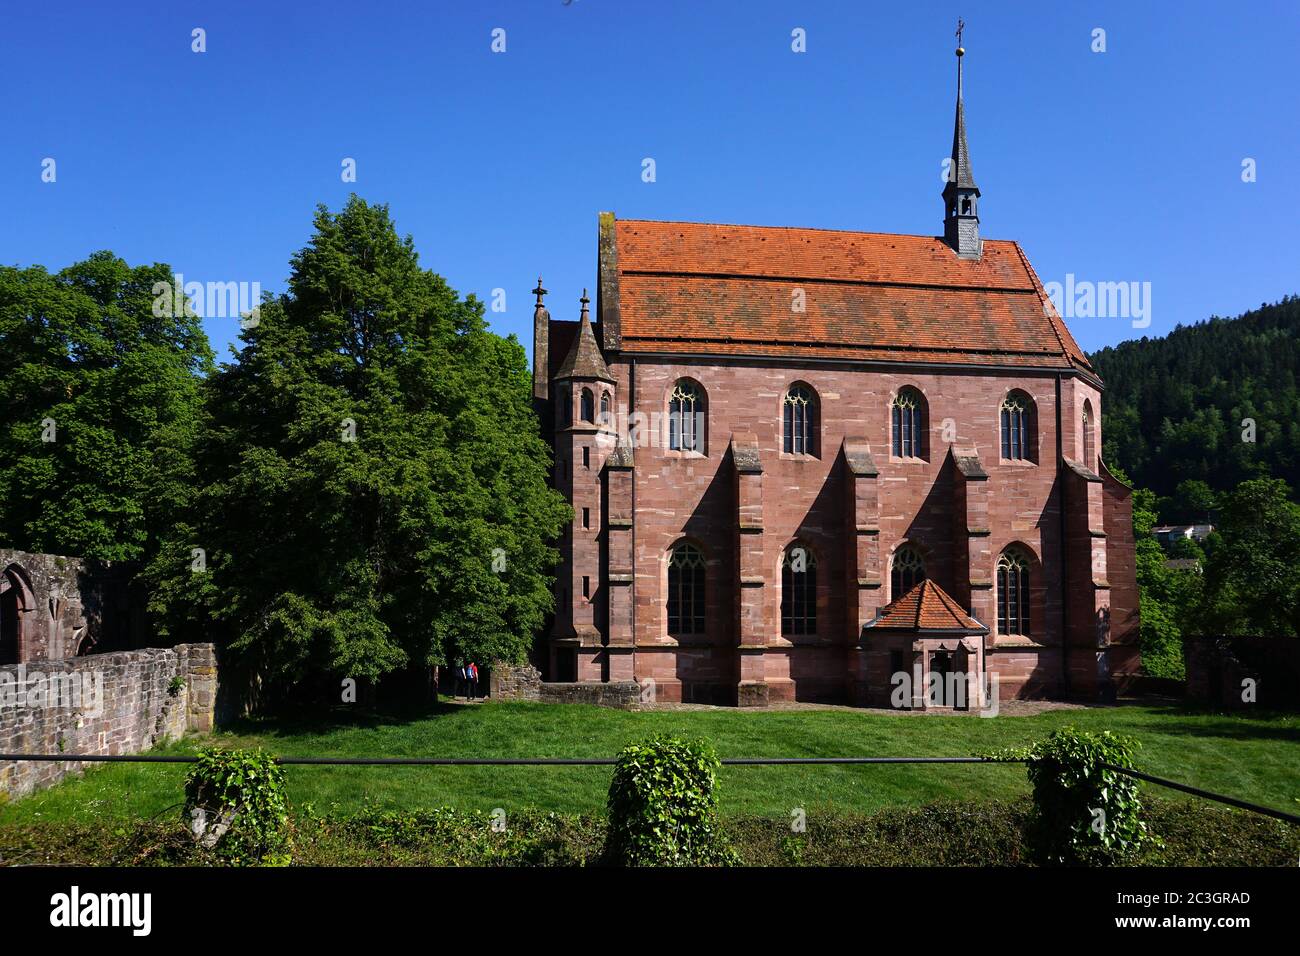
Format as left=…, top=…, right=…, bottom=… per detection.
left=781, top=544, right=817, bottom=636
left=996, top=549, right=1032, bottom=636
left=669, top=381, right=704, bottom=453
left=783, top=385, right=816, bottom=455
left=667, top=543, right=706, bottom=634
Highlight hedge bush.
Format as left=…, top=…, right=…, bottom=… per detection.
left=987, top=727, right=1157, bottom=865
left=0, top=798, right=1293, bottom=867
left=603, top=735, right=738, bottom=866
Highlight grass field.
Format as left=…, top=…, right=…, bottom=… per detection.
left=2, top=700, right=1297, bottom=825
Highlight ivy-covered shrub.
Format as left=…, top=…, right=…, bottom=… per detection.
left=987, top=728, right=1157, bottom=865
left=182, top=748, right=291, bottom=865
left=603, top=735, right=738, bottom=866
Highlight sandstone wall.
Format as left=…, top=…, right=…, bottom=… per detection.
left=0, top=643, right=218, bottom=799
left=550, top=355, right=1123, bottom=704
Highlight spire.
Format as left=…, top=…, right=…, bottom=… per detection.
left=943, top=19, right=982, bottom=258
left=555, top=288, right=613, bottom=382
left=531, top=275, right=551, bottom=401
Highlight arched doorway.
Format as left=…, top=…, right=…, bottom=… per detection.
left=0, top=565, right=34, bottom=665
left=929, top=648, right=953, bottom=706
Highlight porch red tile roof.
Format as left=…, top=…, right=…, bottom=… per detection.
left=869, top=579, right=987, bottom=633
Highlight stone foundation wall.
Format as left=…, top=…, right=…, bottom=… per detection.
left=490, top=662, right=641, bottom=710
left=540, top=680, right=641, bottom=709
left=0, top=643, right=218, bottom=799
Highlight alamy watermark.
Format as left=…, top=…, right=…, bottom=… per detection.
left=1043, top=274, right=1151, bottom=329
left=889, top=666, right=1000, bottom=716
left=151, top=273, right=261, bottom=327
left=0, top=665, right=105, bottom=717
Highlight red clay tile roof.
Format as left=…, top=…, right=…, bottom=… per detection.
left=604, top=218, right=1092, bottom=373
left=869, top=580, right=987, bottom=633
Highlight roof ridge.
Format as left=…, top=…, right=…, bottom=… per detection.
left=617, top=218, right=1020, bottom=244
left=914, top=580, right=929, bottom=629
left=931, top=583, right=963, bottom=622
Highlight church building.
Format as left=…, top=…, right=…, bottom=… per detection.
left=532, top=42, right=1140, bottom=707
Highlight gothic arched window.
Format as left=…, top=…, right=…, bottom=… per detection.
left=1, top=565, right=33, bottom=666
left=599, top=391, right=612, bottom=428
left=1082, top=400, right=1096, bottom=469
left=890, top=545, right=926, bottom=599
left=668, top=380, right=704, bottom=453
left=667, top=543, right=706, bottom=635
left=891, top=387, right=926, bottom=459
left=580, top=388, right=595, bottom=423
left=781, top=544, right=817, bottom=636
left=783, top=384, right=816, bottom=455
left=996, top=549, right=1032, bottom=636
left=1000, top=392, right=1036, bottom=462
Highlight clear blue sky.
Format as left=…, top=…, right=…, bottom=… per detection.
left=2, top=0, right=1296, bottom=361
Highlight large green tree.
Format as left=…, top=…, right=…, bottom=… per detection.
left=147, top=197, right=568, bottom=695
left=1196, top=478, right=1300, bottom=637
left=0, top=252, right=212, bottom=561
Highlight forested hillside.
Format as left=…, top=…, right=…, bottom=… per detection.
left=1092, top=296, right=1300, bottom=676
left=1091, top=296, right=1299, bottom=502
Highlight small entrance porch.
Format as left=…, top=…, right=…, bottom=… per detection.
left=861, top=579, right=990, bottom=711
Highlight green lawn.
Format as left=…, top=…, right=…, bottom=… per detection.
left=2, top=700, right=1297, bottom=824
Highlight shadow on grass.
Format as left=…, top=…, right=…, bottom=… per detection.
left=215, top=696, right=490, bottom=742
left=1114, top=704, right=1300, bottom=743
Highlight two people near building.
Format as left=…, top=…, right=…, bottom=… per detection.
left=451, top=661, right=481, bottom=700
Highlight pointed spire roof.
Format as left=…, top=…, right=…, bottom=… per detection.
left=554, top=289, right=613, bottom=382
left=867, top=579, right=987, bottom=634
left=945, top=36, right=979, bottom=195
left=948, top=97, right=978, bottom=192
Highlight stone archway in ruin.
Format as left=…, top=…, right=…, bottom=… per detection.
left=0, top=564, right=35, bottom=665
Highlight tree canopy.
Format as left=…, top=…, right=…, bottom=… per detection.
left=145, top=197, right=569, bottom=696
left=0, top=252, right=212, bottom=561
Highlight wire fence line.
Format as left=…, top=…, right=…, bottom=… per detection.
left=2, top=752, right=1296, bottom=825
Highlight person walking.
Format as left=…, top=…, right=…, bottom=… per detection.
left=467, top=661, right=480, bottom=700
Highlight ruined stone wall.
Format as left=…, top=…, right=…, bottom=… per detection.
left=490, top=662, right=543, bottom=701
left=0, top=643, right=218, bottom=799
left=490, top=662, right=640, bottom=710
left=0, top=549, right=93, bottom=661
left=0, top=548, right=146, bottom=663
